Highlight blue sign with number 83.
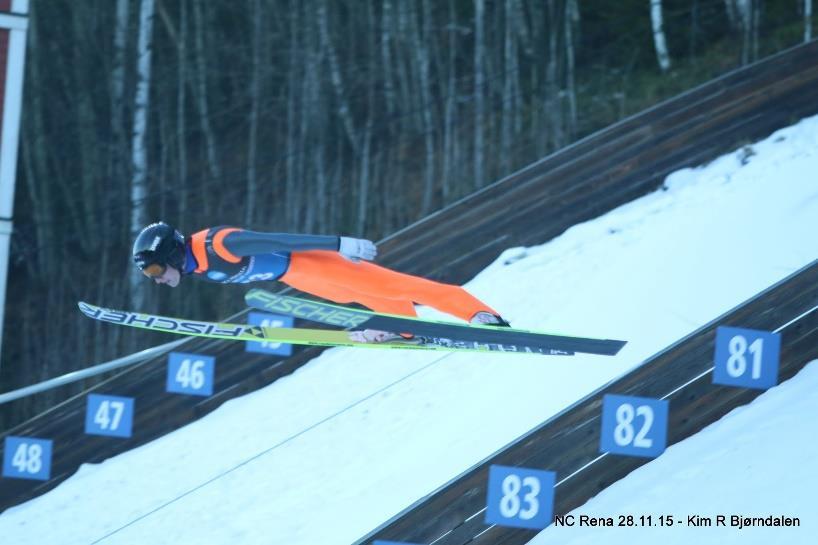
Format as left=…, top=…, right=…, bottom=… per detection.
left=485, top=464, right=555, bottom=529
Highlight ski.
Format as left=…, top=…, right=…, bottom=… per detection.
left=244, top=289, right=625, bottom=356
left=77, top=302, right=568, bottom=356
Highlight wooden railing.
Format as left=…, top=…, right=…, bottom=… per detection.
left=2, top=39, right=817, bottom=512
left=356, top=259, right=818, bottom=544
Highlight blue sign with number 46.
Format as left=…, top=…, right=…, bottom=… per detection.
left=600, top=394, right=668, bottom=458
left=713, top=326, right=780, bottom=390
left=166, top=352, right=215, bottom=396
left=485, top=465, right=555, bottom=529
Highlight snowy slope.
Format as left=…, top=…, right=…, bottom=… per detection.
left=1, top=114, right=818, bottom=545
left=528, top=360, right=818, bottom=545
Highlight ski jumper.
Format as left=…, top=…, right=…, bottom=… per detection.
left=184, top=226, right=498, bottom=321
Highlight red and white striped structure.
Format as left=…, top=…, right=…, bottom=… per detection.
left=0, top=0, right=28, bottom=366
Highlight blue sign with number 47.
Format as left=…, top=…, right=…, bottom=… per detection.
left=85, top=394, right=135, bottom=438
left=485, top=465, right=555, bottom=529
left=713, top=326, right=780, bottom=390
left=600, top=394, right=668, bottom=458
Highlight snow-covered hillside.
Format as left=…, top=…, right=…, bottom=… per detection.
left=2, top=114, right=818, bottom=545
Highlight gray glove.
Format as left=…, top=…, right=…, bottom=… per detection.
left=338, top=236, right=378, bottom=262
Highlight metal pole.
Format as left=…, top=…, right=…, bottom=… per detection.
left=0, top=338, right=186, bottom=405
left=0, top=2, right=29, bottom=370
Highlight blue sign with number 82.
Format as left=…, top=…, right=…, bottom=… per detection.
left=485, top=465, right=555, bottom=529
left=713, top=326, right=780, bottom=390
left=600, top=394, right=668, bottom=458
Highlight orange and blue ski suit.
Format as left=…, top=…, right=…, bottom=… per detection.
left=183, top=226, right=498, bottom=321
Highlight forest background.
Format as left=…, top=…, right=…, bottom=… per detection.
left=0, top=0, right=814, bottom=426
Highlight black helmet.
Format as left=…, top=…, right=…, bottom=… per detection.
left=132, top=222, right=186, bottom=276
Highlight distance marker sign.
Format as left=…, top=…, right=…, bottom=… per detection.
left=713, top=326, right=780, bottom=390
left=85, top=394, right=135, bottom=438
left=485, top=465, right=556, bottom=529
left=166, top=352, right=215, bottom=396
left=600, top=394, right=669, bottom=458
left=245, top=312, right=294, bottom=356
left=3, top=436, right=53, bottom=481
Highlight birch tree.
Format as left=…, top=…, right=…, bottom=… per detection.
left=129, top=0, right=155, bottom=309
left=500, top=0, right=520, bottom=174
left=474, top=0, right=485, bottom=188
left=245, top=0, right=262, bottom=225
left=192, top=0, right=221, bottom=216
left=650, top=0, right=672, bottom=71
left=564, top=0, right=578, bottom=139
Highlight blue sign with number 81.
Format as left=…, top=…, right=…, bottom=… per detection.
left=713, top=326, right=780, bottom=390
left=485, top=465, right=555, bottom=529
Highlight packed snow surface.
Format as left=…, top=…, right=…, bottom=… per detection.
left=2, top=114, right=818, bottom=545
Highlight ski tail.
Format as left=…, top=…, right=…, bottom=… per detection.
left=244, top=289, right=624, bottom=356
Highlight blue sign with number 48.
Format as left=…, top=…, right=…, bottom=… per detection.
left=3, top=436, right=53, bottom=481
left=485, top=465, right=555, bottom=529
left=713, top=326, right=780, bottom=390
left=600, top=394, right=668, bottom=458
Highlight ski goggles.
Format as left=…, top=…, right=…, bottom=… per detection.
left=140, top=263, right=167, bottom=278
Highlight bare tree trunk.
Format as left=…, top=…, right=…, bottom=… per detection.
left=245, top=0, right=262, bottom=225
left=545, top=0, right=564, bottom=150
left=441, top=0, right=458, bottom=202
left=192, top=0, right=221, bottom=216
left=751, top=0, right=760, bottom=62
left=381, top=0, right=396, bottom=117
left=737, top=0, right=754, bottom=64
left=650, top=0, right=672, bottom=71
left=565, top=0, right=578, bottom=140
left=177, top=0, right=188, bottom=230
left=111, top=0, right=130, bottom=198
left=806, top=0, right=813, bottom=42
left=103, top=0, right=130, bottom=331
left=724, top=0, right=738, bottom=29
left=317, top=1, right=357, bottom=151
left=285, top=0, right=300, bottom=229
left=416, top=0, right=436, bottom=214
left=500, top=0, right=522, bottom=174
left=356, top=1, right=377, bottom=235
left=473, top=0, right=485, bottom=188
left=22, top=6, right=51, bottom=282
left=129, top=0, right=155, bottom=310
